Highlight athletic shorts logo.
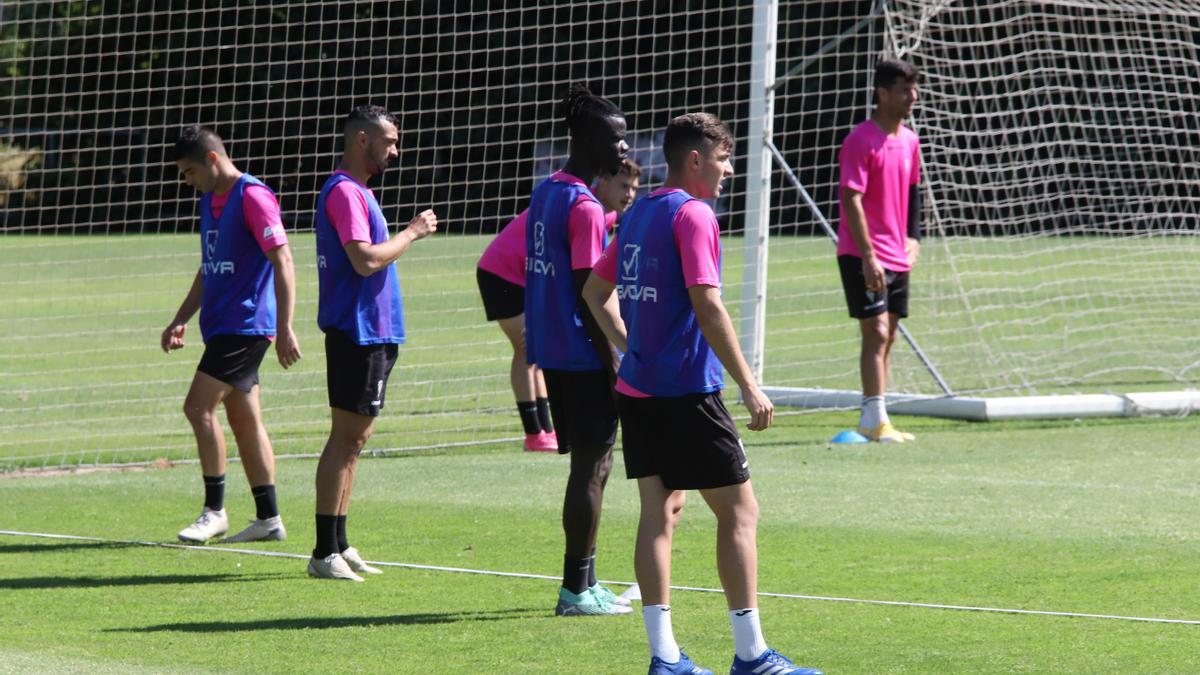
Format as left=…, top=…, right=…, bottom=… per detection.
left=864, top=289, right=886, bottom=312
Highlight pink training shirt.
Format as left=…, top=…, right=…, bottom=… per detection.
left=210, top=182, right=288, bottom=253
left=477, top=210, right=530, bottom=287
left=477, top=199, right=620, bottom=288
left=550, top=171, right=608, bottom=270
left=836, top=119, right=921, bottom=272
left=594, top=190, right=722, bottom=397
left=324, top=170, right=377, bottom=246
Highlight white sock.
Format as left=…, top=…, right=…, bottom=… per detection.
left=729, top=608, right=768, bottom=662
left=643, top=605, right=681, bottom=662
left=860, top=395, right=889, bottom=429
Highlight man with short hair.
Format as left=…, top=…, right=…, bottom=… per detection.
left=593, top=157, right=642, bottom=228
left=308, top=105, right=438, bottom=581
left=584, top=113, right=823, bottom=675
left=838, top=59, right=924, bottom=443
left=164, top=124, right=301, bottom=544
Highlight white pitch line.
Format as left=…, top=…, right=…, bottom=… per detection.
left=3, top=529, right=1199, bottom=626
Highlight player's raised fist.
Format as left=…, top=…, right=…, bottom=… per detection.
left=405, top=209, right=438, bottom=240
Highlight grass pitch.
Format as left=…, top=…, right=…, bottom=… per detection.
left=4, top=233, right=1200, bottom=470
left=2, top=411, right=1199, bottom=673
left=2, top=233, right=1199, bottom=671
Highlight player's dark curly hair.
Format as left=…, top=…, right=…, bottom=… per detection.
left=172, top=125, right=225, bottom=163
left=559, top=83, right=623, bottom=137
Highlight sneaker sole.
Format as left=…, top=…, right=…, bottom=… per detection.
left=306, top=566, right=363, bottom=582
left=177, top=531, right=227, bottom=544
left=222, top=528, right=287, bottom=543
left=555, top=604, right=632, bottom=616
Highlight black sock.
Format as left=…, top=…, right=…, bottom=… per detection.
left=203, top=474, right=225, bottom=511
left=250, top=484, right=278, bottom=520
left=336, top=515, right=349, bottom=553
left=313, top=514, right=339, bottom=559
left=587, top=550, right=597, bottom=588
left=517, top=401, right=542, bottom=435
left=536, top=397, right=554, bottom=433
left=563, top=555, right=591, bottom=594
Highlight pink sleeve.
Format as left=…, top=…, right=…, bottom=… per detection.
left=324, top=181, right=373, bottom=246
left=592, top=238, right=619, bottom=283
left=242, top=185, right=288, bottom=253
left=673, top=201, right=721, bottom=288
left=910, top=139, right=921, bottom=185
left=839, top=135, right=870, bottom=194
left=604, top=210, right=618, bottom=233
left=567, top=196, right=607, bottom=270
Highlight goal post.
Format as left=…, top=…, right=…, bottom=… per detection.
left=758, top=0, right=1200, bottom=419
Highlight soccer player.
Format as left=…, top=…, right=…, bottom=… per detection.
left=837, top=59, right=923, bottom=443
left=584, top=113, right=823, bottom=675
left=524, top=84, right=632, bottom=616
left=308, top=105, right=438, bottom=581
left=593, top=157, right=642, bottom=228
left=475, top=159, right=641, bottom=453
left=163, top=125, right=301, bottom=544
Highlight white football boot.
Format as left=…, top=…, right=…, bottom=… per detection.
left=222, top=515, right=287, bottom=543
left=341, top=547, right=383, bottom=575
left=307, top=553, right=364, bottom=582
left=177, top=507, right=229, bottom=543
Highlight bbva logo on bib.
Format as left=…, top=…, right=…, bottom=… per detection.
left=621, top=244, right=640, bottom=281
left=527, top=221, right=555, bottom=277
left=205, top=230, right=219, bottom=258
left=202, top=230, right=234, bottom=275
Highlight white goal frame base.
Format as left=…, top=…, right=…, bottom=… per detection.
left=762, top=388, right=1200, bottom=422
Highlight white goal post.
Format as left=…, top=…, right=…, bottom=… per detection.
left=745, top=0, right=1200, bottom=420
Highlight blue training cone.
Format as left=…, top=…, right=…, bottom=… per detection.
left=830, top=429, right=869, bottom=444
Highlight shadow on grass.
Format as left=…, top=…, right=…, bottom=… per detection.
left=0, top=541, right=139, bottom=555
left=113, top=608, right=545, bottom=633
left=2, top=573, right=278, bottom=590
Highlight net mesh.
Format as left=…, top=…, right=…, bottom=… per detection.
left=0, top=0, right=793, bottom=470
left=764, top=0, right=1200, bottom=398
left=4, top=1, right=1197, bottom=470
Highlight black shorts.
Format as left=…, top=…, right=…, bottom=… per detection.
left=196, top=335, right=271, bottom=393
left=476, top=268, right=524, bottom=322
left=619, top=391, right=749, bottom=491
left=838, top=254, right=910, bottom=319
left=325, top=329, right=399, bottom=417
left=542, top=368, right=618, bottom=454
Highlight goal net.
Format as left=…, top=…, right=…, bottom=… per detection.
left=4, top=1, right=1197, bottom=471
left=0, top=1, right=797, bottom=470
left=763, top=0, right=1200, bottom=410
